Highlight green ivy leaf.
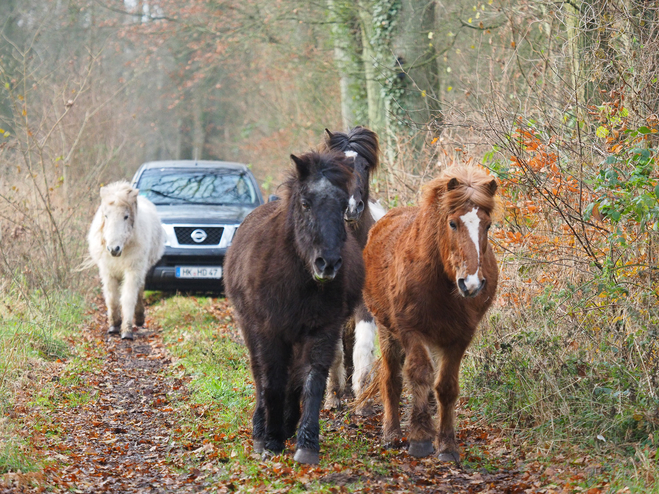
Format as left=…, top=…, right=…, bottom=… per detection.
left=655, top=184, right=659, bottom=198
left=638, top=126, right=652, bottom=134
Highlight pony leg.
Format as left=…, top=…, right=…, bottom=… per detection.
left=119, top=271, right=141, bottom=340
left=260, top=341, right=291, bottom=453
left=379, top=330, right=404, bottom=445
left=134, top=287, right=145, bottom=327
left=434, top=345, right=467, bottom=463
left=403, top=340, right=436, bottom=457
left=352, top=304, right=377, bottom=414
left=342, top=318, right=355, bottom=393
left=324, top=338, right=345, bottom=410
left=283, top=379, right=302, bottom=440
left=103, top=274, right=121, bottom=334
left=295, top=331, right=339, bottom=464
left=243, top=329, right=266, bottom=453
left=252, top=378, right=267, bottom=453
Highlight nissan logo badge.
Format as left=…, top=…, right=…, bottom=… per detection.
left=190, top=229, right=207, bottom=243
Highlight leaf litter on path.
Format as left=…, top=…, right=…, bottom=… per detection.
left=0, top=297, right=599, bottom=493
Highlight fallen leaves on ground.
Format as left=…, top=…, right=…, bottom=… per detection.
left=0, top=298, right=613, bottom=493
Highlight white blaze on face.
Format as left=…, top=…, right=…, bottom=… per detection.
left=309, top=176, right=332, bottom=195
left=343, top=151, right=359, bottom=213
left=348, top=195, right=357, bottom=213
left=459, top=207, right=481, bottom=291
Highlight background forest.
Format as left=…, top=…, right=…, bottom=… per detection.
left=0, top=0, right=658, bottom=490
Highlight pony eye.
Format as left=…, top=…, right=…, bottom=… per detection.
left=449, top=220, right=457, bottom=230
left=124, top=215, right=129, bottom=220
left=301, top=200, right=310, bottom=210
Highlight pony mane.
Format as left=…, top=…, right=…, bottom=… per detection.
left=101, top=180, right=138, bottom=208
left=422, top=166, right=500, bottom=217
left=282, top=151, right=354, bottom=199
left=323, top=126, right=380, bottom=171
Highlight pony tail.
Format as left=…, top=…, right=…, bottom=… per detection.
left=353, top=356, right=382, bottom=410
left=75, top=255, right=96, bottom=272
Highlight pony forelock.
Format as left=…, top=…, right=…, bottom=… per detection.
left=322, top=126, right=380, bottom=171
left=422, top=166, right=501, bottom=219
left=283, top=150, right=354, bottom=200
left=101, top=180, right=138, bottom=208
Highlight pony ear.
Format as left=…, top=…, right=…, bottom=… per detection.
left=100, top=186, right=108, bottom=199
left=291, top=154, right=310, bottom=179
left=447, top=177, right=460, bottom=191
left=128, top=188, right=139, bottom=200
left=325, top=128, right=334, bottom=139
left=487, top=179, right=498, bottom=196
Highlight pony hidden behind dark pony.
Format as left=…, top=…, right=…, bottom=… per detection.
left=320, top=126, right=385, bottom=414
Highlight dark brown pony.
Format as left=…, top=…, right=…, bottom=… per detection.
left=362, top=166, right=499, bottom=462
left=224, top=151, right=364, bottom=464
left=320, top=127, right=382, bottom=412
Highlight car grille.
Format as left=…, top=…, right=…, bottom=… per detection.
left=174, top=226, right=224, bottom=245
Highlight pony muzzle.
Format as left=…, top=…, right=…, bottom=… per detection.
left=457, top=276, right=485, bottom=298
left=313, top=255, right=343, bottom=282
left=344, top=197, right=365, bottom=223
left=107, top=245, right=123, bottom=257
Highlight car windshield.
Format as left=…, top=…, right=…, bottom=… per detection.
left=136, top=168, right=258, bottom=206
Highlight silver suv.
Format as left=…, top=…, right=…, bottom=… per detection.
left=131, top=160, right=263, bottom=291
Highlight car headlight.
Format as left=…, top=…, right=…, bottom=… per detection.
left=162, top=225, right=171, bottom=246
left=226, top=225, right=239, bottom=247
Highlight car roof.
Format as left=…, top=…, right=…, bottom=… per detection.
left=138, top=160, right=250, bottom=172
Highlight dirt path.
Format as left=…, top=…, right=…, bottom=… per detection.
left=2, top=301, right=555, bottom=493
left=9, top=318, right=212, bottom=494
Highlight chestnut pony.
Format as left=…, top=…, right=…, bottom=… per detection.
left=362, top=166, right=499, bottom=462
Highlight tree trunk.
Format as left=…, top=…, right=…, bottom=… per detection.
left=192, top=94, right=205, bottom=160
left=358, top=1, right=386, bottom=137
left=328, top=0, right=361, bottom=130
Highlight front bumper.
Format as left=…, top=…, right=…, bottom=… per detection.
left=145, top=246, right=227, bottom=292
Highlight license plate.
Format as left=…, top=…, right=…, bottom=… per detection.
left=175, top=266, right=223, bottom=279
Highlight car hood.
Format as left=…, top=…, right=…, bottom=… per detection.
left=155, top=204, right=256, bottom=224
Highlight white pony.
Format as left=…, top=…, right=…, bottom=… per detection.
left=88, top=181, right=165, bottom=340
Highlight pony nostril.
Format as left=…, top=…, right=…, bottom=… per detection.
left=357, top=201, right=364, bottom=213
left=457, top=278, right=467, bottom=293
left=333, top=257, right=343, bottom=273
left=315, top=257, right=327, bottom=273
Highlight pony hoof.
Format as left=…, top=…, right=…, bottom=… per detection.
left=294, top=448, right=320, bottom=465
left=108, top=326, right=120, bottom=335
left=437, top=450, right=460, bottom=463
left=121, top=331, right=134, bottom=340
left=408, top=440, right=434, bottom=457
left=324, top=396, right=341, bottom=410
left=134, top=317, right=145, bottom=327
left=261, top=449, right=275, bottom=460
left=253, top=439, right=265, bottom=454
